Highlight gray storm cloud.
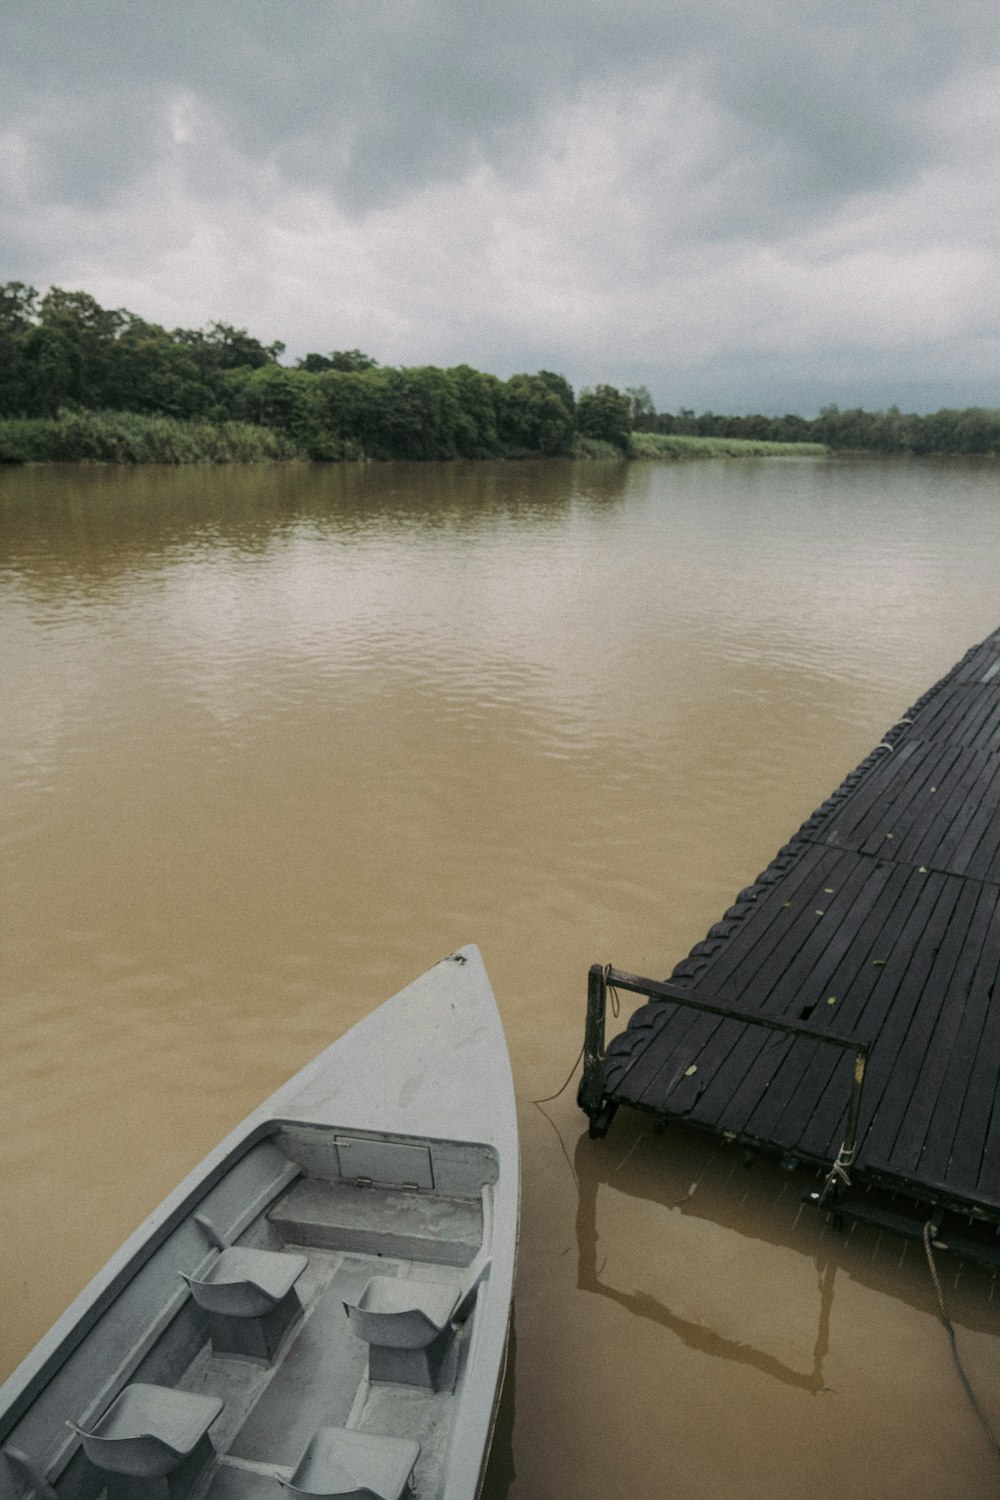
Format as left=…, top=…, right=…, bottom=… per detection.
left=5, top=1, right=975, bottom=207
left=3, top=0, right=1000, bottom=411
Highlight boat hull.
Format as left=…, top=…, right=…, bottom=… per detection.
left=0, top=946, right=518, bottom=1500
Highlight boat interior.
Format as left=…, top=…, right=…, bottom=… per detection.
left=1, top=1124, right=500, bottom=1500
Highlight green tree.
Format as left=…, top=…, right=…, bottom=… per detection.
left=536, top=370, right=575, bottom=416
left=174, top=321, right=284, bottom=374
left=625, top=385, right=656, bottom=430
left=576, top=384, right=632, bottom=450
left=106, top=317, right=216, bottom=417
left=448, top=365, right=503, bottom=456
left=497, top=374, right=574, bottom=455
left=0, top=282, right=40, bottom=413
left=0, top=281, right=39, bottom=333
left=295, top=349, right=378, bottom=373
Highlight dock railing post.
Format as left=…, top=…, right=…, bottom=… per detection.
left=817, top=1045, right=869, bottom=1211
left=582, top=966, right=871, bottom=1160
left=579, top=964, right=614, bottom=1135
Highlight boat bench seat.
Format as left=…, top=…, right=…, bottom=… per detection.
left=277, top=1425, right=420, bottom=1500
left=67, top=1382, right=223, bottom=1499
left=343, top=1276, right=461, bottom=1388
left=180, top=1246, right=308, bottom=1361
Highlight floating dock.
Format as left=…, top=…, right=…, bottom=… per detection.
left=581, top=627, right=1000, bottom=1236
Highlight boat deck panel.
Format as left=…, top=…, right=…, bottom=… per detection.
left=597, top=626, right=1000, bottom=1219
left=225, top=1258, right=371, bottom=1465
left=201, top=1469, right=277, bottom=1500
left=269, top=1179, right=482, bottom=1267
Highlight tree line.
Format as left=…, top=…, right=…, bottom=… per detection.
left=3, top=281, right=1000, bottom=459
left=628, top=392, right=1000, bottom=456
left=0, top=282, right=634, bottom=459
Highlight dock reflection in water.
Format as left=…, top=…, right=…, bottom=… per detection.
left=545, top=1105, right=1000, bottom=1498
left=575, top=1126, right=838, bottom=1396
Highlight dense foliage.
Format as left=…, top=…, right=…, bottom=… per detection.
left=0, top=282, right=579, bottom=460
left=2, top=282, right=998, bottom=462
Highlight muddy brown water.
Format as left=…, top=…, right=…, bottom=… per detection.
left=3, top=455, right=1000, bottom=1498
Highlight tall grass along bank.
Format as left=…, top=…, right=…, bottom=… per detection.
left=629, top=432, right=829, bottom=459
left=0, top=410, right=304, bottom=464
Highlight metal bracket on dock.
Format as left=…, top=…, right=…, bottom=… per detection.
left=815, top=1049, right=869, bottom=1211
left=579, top=965, right=617, bottom=1137
left=580, top=964, right=870, bottom=1165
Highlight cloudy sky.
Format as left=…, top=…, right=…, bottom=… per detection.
left=4, top=1, right=1000, bottom=414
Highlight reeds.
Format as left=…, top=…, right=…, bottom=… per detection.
left=0, top=410, right=305, bottom=464
left=627, top=432, right=828, bottom=459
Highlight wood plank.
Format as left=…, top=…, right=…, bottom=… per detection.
left=862, top=878, right=979, bottom=1172
left=851, top=744, right=959, bottom=857
left=892, top=881, right=1000, bottom=1177
left=613, top=1004, right=715, bottom=1104
left=809, top=738, right=925, bottom=847
left=676, top=842, right=840, bottom=997
left=916, top=889, right=1000, bottom=1185
left=766, top=864, right=933, bottom=1149
left=636, top=850, right=870, bottom=1118
left=741, top=860, right=913, bottom=1142
left=793, top=871, right=955, bottom=1160
left=693, top=854, right=888, bottom=1129
left=886, top=744, right=986, bottom=869
left=903, top=748, right=1000, bottom=874
left=851, top=873, right=965, bottom=1163
left=944, top=759, right=1000, bottom=878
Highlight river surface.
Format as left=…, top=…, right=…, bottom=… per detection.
left=3, top=454, right=1000, bottom=1497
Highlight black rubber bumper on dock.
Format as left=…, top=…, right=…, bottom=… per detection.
left=594, top=627, right=1000, bottom=1219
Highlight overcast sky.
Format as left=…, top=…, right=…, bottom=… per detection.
left=4, top=1, right=1000, bottom=414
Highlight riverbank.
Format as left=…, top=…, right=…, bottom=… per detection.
left=0, top=410, right=303, bottom=464
left=0, top=409, right=828, bottom=465
left=627, top=431, right=829, bottom=459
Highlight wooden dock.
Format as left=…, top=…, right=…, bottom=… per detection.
left=581, top=627, right=1000, bottom=1226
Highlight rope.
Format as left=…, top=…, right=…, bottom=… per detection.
left=531, top=966, right=619, bottom=1105
left=604, top=964, right=622, bottom=1018
left=923, top=1221, right=1000, bottom=1463
left=819, top=1142, right=854, bottom=1204
left=532, top=1041, right=584, bottom=1105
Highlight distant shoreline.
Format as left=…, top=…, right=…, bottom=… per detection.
left=0, top=411, right=829, bottom=466
left=6, top=284, right=1000, bottom=462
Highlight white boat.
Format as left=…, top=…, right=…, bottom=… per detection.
left=0, top=945, right=518, bottom=1500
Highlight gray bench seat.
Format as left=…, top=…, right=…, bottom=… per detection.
left=343, top=1276, right=461, bottom=1387
left=180, top=1246, right=308, bottom=1361
left=277, top=1426, right=420, bottom=1500
left=67, top=1382, right=223, bottom=1497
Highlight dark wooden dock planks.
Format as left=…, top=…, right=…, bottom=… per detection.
left=596, top=627, right=1000, bottom=1217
